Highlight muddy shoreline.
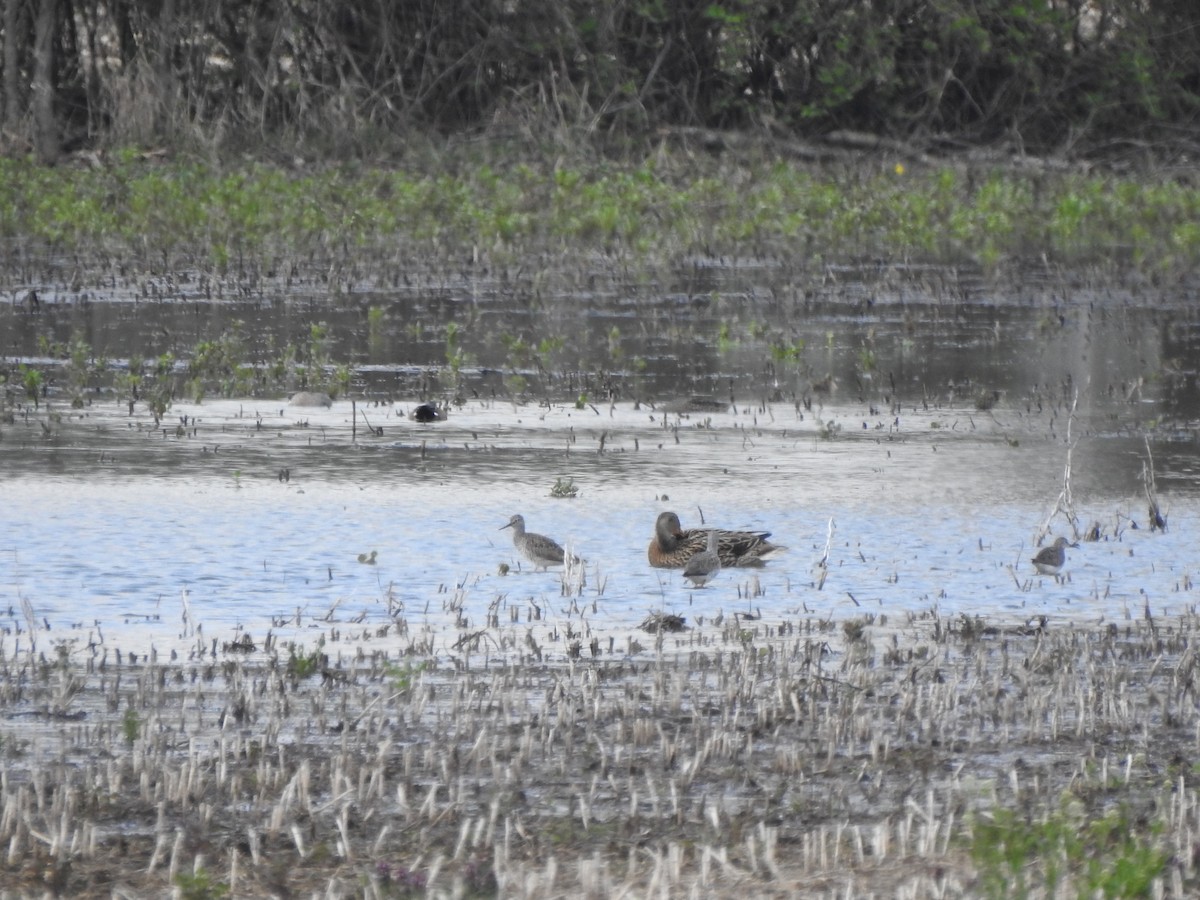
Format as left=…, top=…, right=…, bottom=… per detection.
left=0, top=609, right=1195, bottom=898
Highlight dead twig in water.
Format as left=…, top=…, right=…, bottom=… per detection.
left=1036, top=388, right=1081, bottom=544
left=1143, top=435, right=1167, bottom=532
left=815, top=516, right=835, bottom=590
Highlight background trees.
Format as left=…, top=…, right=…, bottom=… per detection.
left=1, top=0, right=1197, bottom=162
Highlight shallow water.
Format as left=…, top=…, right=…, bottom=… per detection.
left=3, top=389, right=1198, bottom=661
left=4, top=261, right=1200, bottom=659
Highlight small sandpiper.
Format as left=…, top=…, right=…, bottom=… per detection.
left=501, top=514, right=577, bottom=571
left=1032, top=536, right=1078, bottom=577
left=682, top=530, right=721, bottom=587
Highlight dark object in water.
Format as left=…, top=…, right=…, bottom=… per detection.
left=1149, top=502, right=1167, bottom=532
left=411, top=403, right=445, bottom=422
left=640, top=612, right=687, bottom=633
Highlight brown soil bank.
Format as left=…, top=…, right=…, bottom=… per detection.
left=0, top=611, right=1196, bottom=898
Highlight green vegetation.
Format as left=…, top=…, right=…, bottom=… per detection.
left=385, top=660, right=431, bottom=696
left=285, top=645, right=325, bottom=680
left=174, top=867, right=230, bottom=900
left=970, top=804, right=1168, bottom=899
left=20, top=366, right=43, bottom=409
left=0, top=157, right=1197, bottom=279
left=121, top=707, right=141, bottom=745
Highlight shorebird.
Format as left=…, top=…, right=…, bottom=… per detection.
left=682, top=529, right=721, bottom=587
left=1032, top=536, right=1078, bottom=576
left=501, top=514, right=576, bottom=571
left=648, top=511, right=783, bottom=569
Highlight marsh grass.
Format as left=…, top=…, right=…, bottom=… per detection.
left=2, top=155, right=1198, bottom=284
left=1, top=608, right=1197, bottom=897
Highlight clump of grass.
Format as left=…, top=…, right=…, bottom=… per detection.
left=385, top=660, right=430, bottom=696
left=285, top=645, right=325, bottom=679
left=970, top=805, right=1168, bottom=899
left=549, top=477, right=578, bottom=498
left=175, top=868, right=230, bottom=900
left=121, top=707, right=140, bottom=745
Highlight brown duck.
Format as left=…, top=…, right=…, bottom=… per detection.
left=648, top=511, right=784, bottom=569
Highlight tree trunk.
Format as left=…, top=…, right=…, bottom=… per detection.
left=32, top=0, right=60, bottom=163
left=2, top=0, right=24, bottom=139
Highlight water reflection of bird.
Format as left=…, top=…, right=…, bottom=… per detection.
left=1032, top=536, right=1077, bottom=576
left=682, top=529, right=721, bottom=587
left=649, top=511, right=783, bottom=569
left=501, top=514, right=577, bottom=571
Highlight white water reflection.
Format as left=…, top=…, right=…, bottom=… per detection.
left=2, top=397, right=1197, bottom=660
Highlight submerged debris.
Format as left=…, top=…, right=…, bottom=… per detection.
left=411, top=402, right=445, bottom=422
left=640, top=611, right=687, bottom=633
left=549, top=476, right=579, bottom=498
left=222, top=633, right=256, bottom=652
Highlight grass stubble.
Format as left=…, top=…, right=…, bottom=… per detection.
left=1, top=146, right=1196, bottom=896
left=0, top=593, right=1197, bottom=898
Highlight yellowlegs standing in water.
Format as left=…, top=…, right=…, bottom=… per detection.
left=682, top=529, right=721, bottom=587
left=501, top=514, right=577, bottom=571
left=1032, top=536, right=1077, bottom=576
left=648, top=511, right=784, bottom=569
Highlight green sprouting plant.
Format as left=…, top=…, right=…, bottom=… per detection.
left=21, top=366, right=43, bottom=408
left=444, top=322, right=469, bottom=386
left=175, top=867, right=230, bottom=900
left=286, top=646, right=324, bottom=680
left=114, top=354, right=143, bottom=407
left=969, top=804, right=1168, bottom=899
left=857, top=346, right=876, bottom=374
left=716, top=321, right=735, bottom=354
left=770, top=339, right=804, bottom=365
left=121, top=707, right=141, bottom=745
left=386, top=660, right=430, bottom=696
left=537, top=335, right=565, bottom=357
left=307, top=321, right=331, bottom=368
left=367, top=305, right=386, bottom=354
left=65, top=332, right=93, bottom=407
left=607, top=326, right=622, bottom=361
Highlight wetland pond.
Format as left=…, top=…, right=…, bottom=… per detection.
left=2, top=260, right=1199, bottom=660
left=3, top=259, right=1200, bottom=897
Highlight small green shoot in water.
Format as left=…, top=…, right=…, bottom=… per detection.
left=286, top=646, right=324, bottom=679
left=386, top=660, right=431, bottom=696
left=175, top=867, right=230, bottom=900
left=122, top=707, right=140, bottom=745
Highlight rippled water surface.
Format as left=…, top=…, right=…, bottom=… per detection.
left=3, top=263, right=1200, bottom=659
left=3, top=392, right=1199, bottom=662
